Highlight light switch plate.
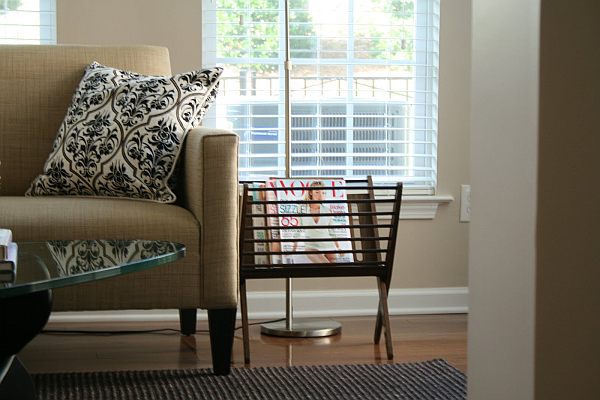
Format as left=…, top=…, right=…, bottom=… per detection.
left=460, top=184, right=471, bottom=223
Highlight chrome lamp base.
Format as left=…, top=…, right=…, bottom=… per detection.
left=260, top=318, right=342, bottom=338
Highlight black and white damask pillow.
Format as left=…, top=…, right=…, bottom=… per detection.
left=47, top=239, right=178, bottom=276
left=26, top=62, right=223, bottom=203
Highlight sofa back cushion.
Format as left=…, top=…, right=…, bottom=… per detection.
left=0, top=45, right=171, bottom=196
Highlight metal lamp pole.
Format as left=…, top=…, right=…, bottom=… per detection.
left=260, top=0, right=341, bottom=338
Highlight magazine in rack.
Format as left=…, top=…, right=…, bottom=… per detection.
left=267, top=178, right=353, bottom=264
left=248, top=183, right=269, bottom=265
left=265, top=183, right=282, bottom=264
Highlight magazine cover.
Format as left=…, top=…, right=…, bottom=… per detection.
left=249, top=183, right=269, bottom=265
left=267, top=178, right=353, bottom=264
left=264, top=182, right=282, bottom=264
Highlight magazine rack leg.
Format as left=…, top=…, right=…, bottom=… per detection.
left=374, top=308, right=383, bottom=344
left=373, top=283, right=390, bottom=344
left=240, top=279, right=251, bottom=364
left=374, top=276, right=393, bottom=345
left=377, top=277, right=394, bottom=360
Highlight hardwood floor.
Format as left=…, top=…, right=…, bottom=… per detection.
left=18, top=314, right=467, bottom=374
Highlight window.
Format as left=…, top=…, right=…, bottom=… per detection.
left=0, top=0, right=56, bottom=44
left=203, top=0, right=439, bottom=193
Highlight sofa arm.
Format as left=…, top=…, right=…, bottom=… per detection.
left=182, top=127, right=239, bottom=309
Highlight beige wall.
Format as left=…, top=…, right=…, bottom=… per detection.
left=536, top=0, right=600, bottom=398
left=57, top=0, right=202, bottom=74
left=57, top=0, right=471, bottom=293
left=468, top=0, right=539, bottom=398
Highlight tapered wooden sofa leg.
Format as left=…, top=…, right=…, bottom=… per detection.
left=179, top=309, right=197, bottom=335
left=208, top=308, right=237, bottom=375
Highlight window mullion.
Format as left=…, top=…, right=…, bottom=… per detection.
left=346, top=0, right=355, bottom=178
left=279, top=0, right=288, bottom=177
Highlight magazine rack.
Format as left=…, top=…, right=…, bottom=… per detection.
left=239, top=177, right=403, bottom=363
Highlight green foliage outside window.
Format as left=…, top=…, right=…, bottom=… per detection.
left=1, top=0, right=22, bottom=15
left=216, top=0, right=416, bottom=73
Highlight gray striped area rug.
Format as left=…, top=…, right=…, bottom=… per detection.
left=33, top=359, right=466, bottom=400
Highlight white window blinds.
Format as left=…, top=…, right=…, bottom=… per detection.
left=202, top=0, right=439, bottom=192
left=0, top=0, right=55, bottom=44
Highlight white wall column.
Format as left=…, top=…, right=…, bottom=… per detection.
left=468, top=0, right=540, bottom=399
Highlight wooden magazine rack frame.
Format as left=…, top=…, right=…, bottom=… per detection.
left=239, top=177, right=403, bottom=363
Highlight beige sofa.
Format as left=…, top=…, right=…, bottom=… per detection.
left=0, top=45, right=239, bottom=375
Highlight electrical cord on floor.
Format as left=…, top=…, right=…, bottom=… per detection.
left=41, top=328, right=184, bottom=335
left=235, top=318, right=284, bottom=331
left=40, top=318, right=286, bottom=336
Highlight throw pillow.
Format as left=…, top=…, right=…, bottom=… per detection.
left=47, top=240, right=178, bottom=276
left=26, top=62, right=223, bottom=203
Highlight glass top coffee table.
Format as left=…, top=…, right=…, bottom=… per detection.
left=0, top=239, right=185, bottom=400
left=0, top=240, right=185, bottom=298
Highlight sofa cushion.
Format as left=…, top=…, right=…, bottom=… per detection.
left=25, top=62, right=222, bottom=203
left=0, top=196, right=198, bottom=241
left=0, top=196, right=202, bottom=310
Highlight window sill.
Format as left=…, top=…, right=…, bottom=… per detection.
left=398, top=195, right=454, bottom=220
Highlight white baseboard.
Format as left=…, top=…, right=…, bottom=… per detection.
left=49, top=287, right=468, bottom=323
